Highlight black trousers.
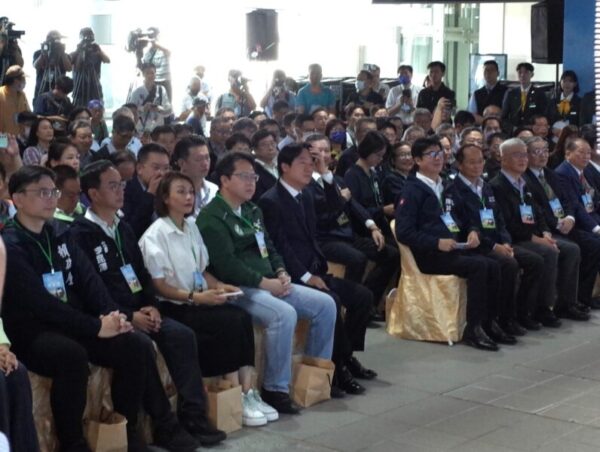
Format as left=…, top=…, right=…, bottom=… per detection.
left=19, top=331, right=173, bottom=449
left=413, top=250, right=500, bottom=326
left=310, top=275, right=372, bottom=368
left=482, top=249, right=520, bottom=320
left=511, top=245, right=546, bottom=316
left=319, top=236, right=399, bottom=306
left=0, top=362, right=40, bottom=452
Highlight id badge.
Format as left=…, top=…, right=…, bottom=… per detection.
left=519, top=204, right=535, bottom=224
left=440, top=212, right=460, bottom=233
left=120, top=264, right=142, bottom=294
left=193, top=271, right=205, bottom=292
left=549, top=198, right=565, bottom=219
left=479, top=208, right=496, bottom=229
left=43, top=271, right=67, bottom=302
left=582, top=193, right=594, bottom=213
left=255, top=231, right=269, bottom=258
left=336, top=212, right=350, bottom=226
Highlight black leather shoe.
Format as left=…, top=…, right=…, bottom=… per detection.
left=336, top=366, right=366, bottom=395
left=153, top=421, right=201, bottom=452
left=518, top=315, right=542, bottom=331
left=485, top=320, right=517, bottom=345
left=260, top=388, right=301, bottom=415
left=535, top=308, right=562, bottom=328
left=330, top=385, right=346, bottom=399
left=369, top=307, right=385, bottom=322
left=500, top=318, right=527, bottom=337
left=463, top=325, right=499, bottom=351
left=346, top=356, right=377, bottom=380
left=555, top=305, right=591, bottom=321
left=576, top=302, right=591, bottom=313
left=182, top=418, right=227, bottom=446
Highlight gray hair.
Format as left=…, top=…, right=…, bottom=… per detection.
left=523, top=135, right=546, bottom=151
left=499, top=137, right=526, bottom=156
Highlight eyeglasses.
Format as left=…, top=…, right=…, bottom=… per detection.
left=422, top=150, right=444, bottom=159
left=106, top=181, right=127, bottom=192
left=529, top=147, right=549, bottom=156
left=20, top=188, right=61, bottom=199
left=232, top=172, right=260, bottom=182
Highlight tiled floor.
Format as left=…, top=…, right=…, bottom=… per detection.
left=198, top=315, right=600, bottom=451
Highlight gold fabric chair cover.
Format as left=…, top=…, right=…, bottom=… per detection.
left=387, top=221, right=467, bottom=344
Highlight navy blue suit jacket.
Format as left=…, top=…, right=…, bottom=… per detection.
left=258, top=181, right=328, bottom=282
left=523, top=167, right=574, bottom=231
left=555, top=161, right=600, bottom=232
left=123, top=177, right=155, bottom=239
left=445, top=176, right=512, bottom=252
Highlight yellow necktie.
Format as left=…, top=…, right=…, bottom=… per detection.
left=520, top=91, right=527, bottom=112
left=557, top=99, right=571, bottom=116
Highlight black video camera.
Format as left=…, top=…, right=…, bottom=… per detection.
left=0, top=17, right=25, bottom=41
left=42, top=38, right=65, bottom=57
left=126, top=28, right=158, bottom=53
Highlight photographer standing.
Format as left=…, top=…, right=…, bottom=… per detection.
left=32, top=30, right=72, bottom=103
left=260, top=70, right=296, bottom=118
left=70, top=27, right=110, bottom=108
left=216, top=70, right=256, bottom=118
left=128, top=63, right=172, bottom=132
left=141, top=27, right=173, bottom=105
left=0, top=18, right=24, bottom=86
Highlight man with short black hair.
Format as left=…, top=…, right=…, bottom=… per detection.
left=123, top=143, right=171, bottom=238
left=173, top=136, right=217, bottom=217
left=71, top=160, right=226, bottom=446
left=386, top=64, right=420, bottom=124
left=3, top=165, right=200, bottom=451
left=150, top=124, right=176, bottom=156
left=251, top=129, right=279, bottom=201
left=502, top=62, right=548, bottom=129
left=468, top=60, right=508, bottom=124
left=128, top=62, right=172, bottom=132
left=199, top=152, right=336, bottom=414
left=33, top=75, right=74, bottom=119
left=208, top=116, right=232, bottom=172
left=52, top=164, right=84, bottom=234
left=92, top=115, right=136, bottom=162
left=416, top=61, right=456, bottom=114
left=335, top=117, right=378, bottom=178
left=259, top=143, right=376, bottom=395
left=232, top=117, right=258, bottom=140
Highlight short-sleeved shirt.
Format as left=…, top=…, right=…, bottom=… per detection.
left=0, top=86, right=30, bottom=135
left=295, top=83, right=335, bottom=114
left=22, top=145, right=48, bottom=166
left=142, top=48, right=170, bottom=82
left=138, top=216, right=209, bottom=305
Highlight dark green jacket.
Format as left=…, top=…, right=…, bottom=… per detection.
left=197, top=194, right=286, bottom=287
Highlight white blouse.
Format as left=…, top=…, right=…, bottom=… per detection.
left=139, top=216, right=209, bottom=304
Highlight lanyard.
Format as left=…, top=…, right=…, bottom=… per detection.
left=216, top=193, right=260, bottom=231
left=114, top=226, right=126, bottom=266
left=15, top=222, right=55, bottom=273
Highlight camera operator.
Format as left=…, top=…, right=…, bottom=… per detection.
left=141, top=27, right=173, bottom=104
left=0, top=18, right=24, bottom=86
left=215, top=69, right=256, bottom=118
left=32, top=30, right=72, bottom=103
left=0, top=66, right=30, bottom=135
left=70, top=27, right=110, bottom=108
left=127, top=62, right=172, bottom=132
left=260, top=69, right=296, bottom=118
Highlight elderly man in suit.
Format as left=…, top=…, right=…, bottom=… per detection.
left=554, top=136, right=600, bottom=309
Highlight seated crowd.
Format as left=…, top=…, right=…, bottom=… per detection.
left=0, top=54, right=597, bottom=452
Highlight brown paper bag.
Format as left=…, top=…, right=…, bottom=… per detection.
left=85, top=409, right=127, bottom=452
left=206, top=380, right=242, bottom=433
left=291, top=356, right=335, bottom=408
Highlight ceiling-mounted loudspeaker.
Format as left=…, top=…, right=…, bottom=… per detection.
left=246, top=9, right=278, bottom=61
left=531, top=0, right=564, bottom=64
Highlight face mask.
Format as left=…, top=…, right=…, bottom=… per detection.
left=355, top=80, right=365, bottom=91
left=330, top=130, right=346, bottom=144
left=398, top=75, right=410, bottom=85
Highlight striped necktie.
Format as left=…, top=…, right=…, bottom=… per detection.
left=538, top=172, right=556, bottom=200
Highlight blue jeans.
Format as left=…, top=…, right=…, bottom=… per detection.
left=230, top=283, right=336, bottom=393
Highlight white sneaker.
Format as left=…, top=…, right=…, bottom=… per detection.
left=249, top=389, right=279, bottom=422
left=242, top=392, right=267, bottom=427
